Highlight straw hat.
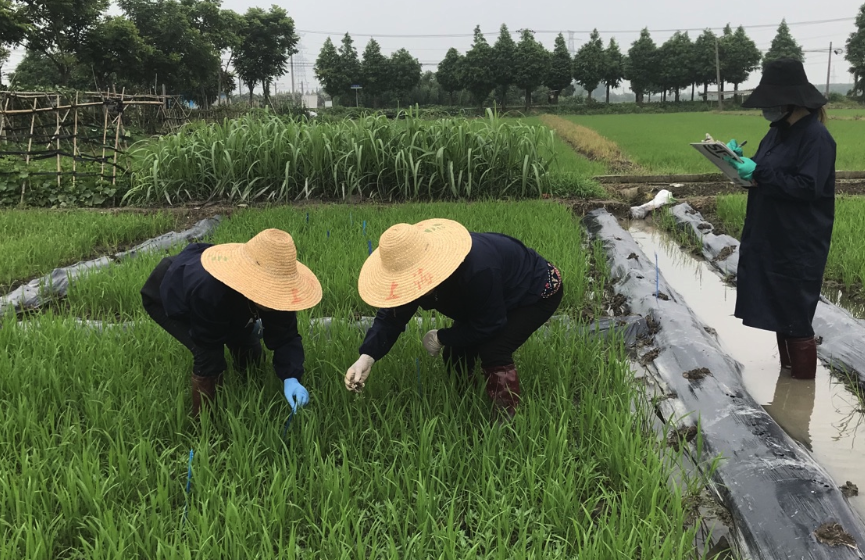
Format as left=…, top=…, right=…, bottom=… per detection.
left=358, top=218, right=472, bottom=307
left=201, top=229, right=322, bottom=311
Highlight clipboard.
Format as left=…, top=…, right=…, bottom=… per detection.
left=690, top=137, right=754, bottom=188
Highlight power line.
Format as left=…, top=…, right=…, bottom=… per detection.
left=297, top=16, right=855, bottom=39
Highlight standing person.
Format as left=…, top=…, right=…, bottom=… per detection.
left=141, top=229, right=322, bottom=417
left=724, top=58, right=835, bottom=380
left=343, top=218, right=563, bottom=420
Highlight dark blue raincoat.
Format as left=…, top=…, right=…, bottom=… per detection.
left=734, top=112, right=836, bottom=336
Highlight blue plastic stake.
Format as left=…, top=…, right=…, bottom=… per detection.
left=181, top=449, right=194, bottom=528
left=281, top=409, right=295, bottom=438
left=306, top=212, right=309, bottom=224
left=655, top=253, right=659, bottom=301
left=326, top=230, right=330, bottom=238
left=362, top=220, right=367, bottom=236
left=416, top=357, right=422, bottom=396
left=368, top=240, right=373, bottom=255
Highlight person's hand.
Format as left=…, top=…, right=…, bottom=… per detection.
left=344, top=354, right=375, bottom=392
left=422, top=330, right=443, bottom=357
left=724, top=156, right=756, bottom=181
left=283, top=378, right=309, bottom=412
left=726, top=139, right=744, bottom=157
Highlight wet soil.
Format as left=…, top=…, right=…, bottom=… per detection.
left=683, top=367, right=712, bottom=380
left=813, top=522, right=858, bottom=549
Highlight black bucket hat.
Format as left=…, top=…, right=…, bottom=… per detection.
left=742, top=58, right=827, bottom=109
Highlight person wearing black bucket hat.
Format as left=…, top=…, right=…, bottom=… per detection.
left=723, top=58, right=835, bottom=381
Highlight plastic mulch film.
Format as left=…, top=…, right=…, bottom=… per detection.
left=585, top=208, right=865, bottom=560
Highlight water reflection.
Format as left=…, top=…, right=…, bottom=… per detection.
left=763, top=370, right=816, bottom=451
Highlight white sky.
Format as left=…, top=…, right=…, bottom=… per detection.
left=2, top=0, right=861, bottom=96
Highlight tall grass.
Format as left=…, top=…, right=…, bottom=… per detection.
left=124, top=110, right=554, bottom=204
left=0, top=209, right=176, bottom=292
left=718, top=194, right=865, bottom=291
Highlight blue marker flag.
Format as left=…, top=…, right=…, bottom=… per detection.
left=368, top=240, right=373, bottom=255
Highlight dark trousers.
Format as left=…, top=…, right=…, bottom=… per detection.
left=443, top=284, right=565, bottom=375
left=141, top=257, right=262, bottom=376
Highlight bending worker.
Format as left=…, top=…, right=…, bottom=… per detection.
left=724, top=58, right=835, bottom=380
left=344, top=218, right=563, bottom=419
left=141, top=229, right=322, bottom=417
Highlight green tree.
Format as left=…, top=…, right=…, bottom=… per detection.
left=337, top=32, right=361, bottom=104
left=360, top=38, right=388, bottom=106
left=8, top=48, right=89, bottom=88
left=625, top=28, right=657, bottom=104
left=78, top=16, right=151, bottom=89
left=234, top=6, right=297, bottom=103
left=388, top=48, right=421, bottom=103
left=658, top=31, right=693, bottom=102
left=461, top=25, right=495, bottom=107
left=692, top=29, right=718, bottom=101
left=546, top=33, right=572, bottom=104
left=491, top=24, right=516, bottom=109
left=0, top=46, right=8, bottom=86
left=513, top=29, right=548, bottom=110
left=19, top=0, right=110, bottom=85
left=436, top=47, right=463, bottom=104
left=573, top=29, right=605, bottom=101
left=721, top=25, right=761, bottom=100
left=764, top=19, right=804, bottom=67
left=314, top=37, right=346, bottom=103
left=846, top=3, right=865, bottom=98
left=1, top=0, right=28, bottom=47
left=603, top=38, right=624, bottom=103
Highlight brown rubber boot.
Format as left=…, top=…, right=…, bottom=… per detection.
left=482, top=364, right=521, bottom=420
left=786, top=337, right=817, bottom=380
left=776, top=333, right=792, bottom=369
left=191, top=373, right=224, bottom=418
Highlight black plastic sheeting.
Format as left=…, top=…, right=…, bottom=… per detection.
left=671, top=202, right=865, bottom=395
left=0, top=216, right=222, bottom=317
left=584, top=208, right=865, bottom=560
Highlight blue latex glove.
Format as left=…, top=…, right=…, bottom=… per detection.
left=724, top=156, right=756, bottom=181
left=726, top=139, right=744, bottom=157
left=283, top=378, right=309, bottom=412
left=252, top=319, right=263, bottom=340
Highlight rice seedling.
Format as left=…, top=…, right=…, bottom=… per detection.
left=0, top=209, right=176, bottom=293
left=123, top=110, right=554, bottom=205
left=565, top=113, right=865, bottom=174
left=2, top=204, right=713, bottom=559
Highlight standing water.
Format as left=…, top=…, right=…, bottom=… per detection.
left=629, top=219, right=865, bottom=521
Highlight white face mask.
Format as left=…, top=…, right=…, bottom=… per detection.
left=762, top=106, right=789, bottom=123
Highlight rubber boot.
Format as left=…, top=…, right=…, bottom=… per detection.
left=776, top=333, right=792, bottom=369
left=191, top=373, right=224, bottom=418
left=482, top=364, right=521, bottom=420
left=786, top=336, right=817, bottom=380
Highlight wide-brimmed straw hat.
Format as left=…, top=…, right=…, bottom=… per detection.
left=358, top=218, right=472, bottom=307
left=201, top=229, right=321, bottom=311
left=742, top=58, right=827, bottom=109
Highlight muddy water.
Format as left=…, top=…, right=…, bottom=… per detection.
left=628, top=220, right=865, bottom=521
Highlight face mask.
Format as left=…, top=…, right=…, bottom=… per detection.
left=762, top=106, right=789, bottom=123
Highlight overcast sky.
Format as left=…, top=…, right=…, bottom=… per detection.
left=3, top=0, right=862, bottom=96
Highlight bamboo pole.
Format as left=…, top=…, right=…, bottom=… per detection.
left=101, top=91, right=109, bottom=181
left=55, top=94, right=61, bottom=189
left=72, top=92, right=78, bottom=188
left=0, top=96, right=9, bottom=145
left=20, top=98, right=37, bottom=206
left=112, top=88, right=125, bottom=186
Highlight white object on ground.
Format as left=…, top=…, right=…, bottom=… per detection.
left=630, top=189, right=674, bottom=220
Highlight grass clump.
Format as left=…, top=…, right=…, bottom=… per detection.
left=0, top=209, right=176, bottom=293
left=124, top=110, right=554, bottom=205
left=538, top=114, right=637, bottom=174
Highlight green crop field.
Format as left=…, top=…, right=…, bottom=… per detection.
left=0, top=209, right=177, bottom=293
left=1, top=202, right=708, bottom=559
left=566, top=113, right=865, bottom=174
left=717, top=194, right=865, bottom=292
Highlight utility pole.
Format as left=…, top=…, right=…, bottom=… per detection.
left=715, top=38, right=723, bottom=110
left=825, top=42, right=833, bottom=98
left=567, top=31, right=575, bottom=55
left=290, top=55, right=295, bottom=94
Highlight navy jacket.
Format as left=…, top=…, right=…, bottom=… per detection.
left=160, top=243, right=305, bottom=380
left=734, top=112, right=836, bottom=335
left=359, top=232, right=550, bottom=360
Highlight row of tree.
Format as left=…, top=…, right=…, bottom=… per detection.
left=0, top=0, right=298, bottom=103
